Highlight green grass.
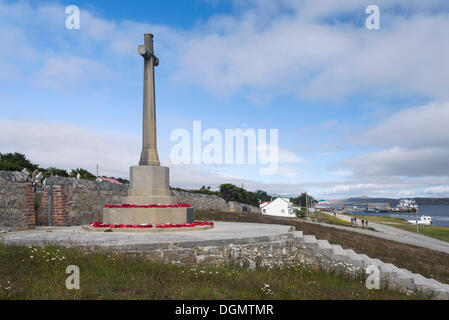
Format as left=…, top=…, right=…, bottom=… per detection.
left=310, top=212, right=355, bottom=226
left=393, top=225, right=449, bottom=243
left=0, top=245, right=419, bottom=300
left=342, top=213, right=408, bottom=225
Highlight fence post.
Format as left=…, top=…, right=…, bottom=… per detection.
left=49, top=184, right=53, bottom=226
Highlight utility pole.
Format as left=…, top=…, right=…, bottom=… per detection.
left=305, top=192, right=309, bottom=219
left=416, top=208, right=419, bottom=233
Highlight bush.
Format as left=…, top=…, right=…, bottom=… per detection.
left=294, top=208, right=306, bottom=219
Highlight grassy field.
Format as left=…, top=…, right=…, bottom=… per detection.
left=0, top=245, right=417, bottom=300
left=196, top=211, right=449, bottom=284
left=310, top=212, right=354, bottom=226
left=393, top=225, right=449, bottom=243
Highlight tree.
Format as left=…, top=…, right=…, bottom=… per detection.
left=42, top=167, right=69, bottom=178
left=219, top=184, right=240, bottom=202
left=69, top=168, right=96, bottom=181
left=255, top=190, right=271, bottom=202
left=290, top=192, right=317, bottom=207
left=219, top=184, right=260, bottom=206
left=0, top=152, right=39, bottom=171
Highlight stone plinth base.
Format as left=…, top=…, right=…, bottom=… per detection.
left=124, top=165, right=174, bottom=205
left=83, top=224, right=212, bottom=233
left=103, top=207, right=194, bottom=225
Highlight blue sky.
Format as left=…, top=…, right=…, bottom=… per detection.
left=1, top=0, right=449, bottom=198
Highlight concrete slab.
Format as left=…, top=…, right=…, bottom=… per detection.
left=0, top=222, right=291, bottom=250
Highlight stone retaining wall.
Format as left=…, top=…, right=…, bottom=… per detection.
left=1, top=171, right=261, bottom=228
left=172, top=190, right=227, bottom=211
left=0, top=172, right=35, bottom=231
left=226, top=200, right=260, bottom=213
left=172, top=191, right=261, bottom=213
left=134, top=236, right=348, bottom=274
left=38, top=176, right=127, bottom=226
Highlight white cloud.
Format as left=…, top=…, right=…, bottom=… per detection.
left=331, top=170, right=353, bottom=177
left=277, top=165, right=298, bottom=178
left=355, top=101, right=449, bottom=149
left=278, top=147, right=305, bottom=163
left=424, top=185, right=449, bottom=195
left=172, top=1, right=449, bottom=101
left=320, top=182, right=418, bottom=198
left=31, top=56, right=116, bottom=90
left=339, top=146, right=449, bottom=177
left=0, top=119, right=138, bottom=178
left=339, top=101, right=449, bottom=178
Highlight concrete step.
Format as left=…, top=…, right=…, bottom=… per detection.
left=370, top=259, right=404, bottom=280
left=330, top=244, right=349, bottom=262
left=388, top=267, right=416, bottom=289
left=408, top=273, right=435, bottom=295
left=316, top=239, right=333, bottom=255
left=302, top=235, right=317, bottom=243
left=425, top=279, right=449, bottom=299
left=357, top=254, right=376, bottom=268
left=302, top=235, right=318, bottom=249
left=317, top=239, right=331, bottom=248
left=427, top=278, right=449, bottom=291
left=292, top=231, right=303, bottom=240
left=343, top=249, right=364, bottom=268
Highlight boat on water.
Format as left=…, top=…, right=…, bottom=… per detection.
left=396, top=199, right=419, bottom=212
left=408, top=216, right=432, bottom=225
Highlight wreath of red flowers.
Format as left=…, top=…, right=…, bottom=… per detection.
left=104, top=203, right=192, bottom=208
left=89, top=221, right=213, bottom=229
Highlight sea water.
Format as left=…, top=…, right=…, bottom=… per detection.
left=353, top=205, right=449, bottom=227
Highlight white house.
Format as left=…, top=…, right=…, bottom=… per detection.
left=259, top=198, right=295, bottom=217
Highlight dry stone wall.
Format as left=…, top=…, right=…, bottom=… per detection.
left=0, top=171, right=35, bottom=231
left=172, top=191, right=261, bottom=213
left=40, top=176, right=127, bottom=226
left=1, top=171, right=261, bottom=229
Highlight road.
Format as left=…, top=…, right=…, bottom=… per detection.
left=319, top=212, right=449, bottom=254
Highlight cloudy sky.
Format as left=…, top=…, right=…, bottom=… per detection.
left=1, top=0, right=449, bottom=199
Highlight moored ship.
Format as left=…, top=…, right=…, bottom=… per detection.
left=396, top=199, right=419, bottom=212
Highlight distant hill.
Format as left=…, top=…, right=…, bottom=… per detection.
left=341, top=197, right=449, bottom=205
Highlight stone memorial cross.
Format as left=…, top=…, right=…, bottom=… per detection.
left=138, top=33, right=160, bottom=166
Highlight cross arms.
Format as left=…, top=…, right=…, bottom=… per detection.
left=138, top=45, right=159, bottom=66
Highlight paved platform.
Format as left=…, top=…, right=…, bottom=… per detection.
left=0, top=222, right=291, bottom=250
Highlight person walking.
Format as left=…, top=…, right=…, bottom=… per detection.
left=361, top=219, right=365, bottom=227
left=366, top=220, right=368, bottom=228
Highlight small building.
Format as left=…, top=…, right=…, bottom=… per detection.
left=260, top=198, right=295, bottom=217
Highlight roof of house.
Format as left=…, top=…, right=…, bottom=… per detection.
left=97, top=177, right=122, bottom=184
left=259, top=197, right=291, bottom=208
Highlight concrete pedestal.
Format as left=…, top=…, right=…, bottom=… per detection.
left=123, top=165, right=174, bottom=205
left=103, top=207, right=194, bottom=225
left=102, top=165, right=195, bottom=225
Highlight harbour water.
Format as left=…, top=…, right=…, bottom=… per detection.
left=352, top=205, right=449, bottom=228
